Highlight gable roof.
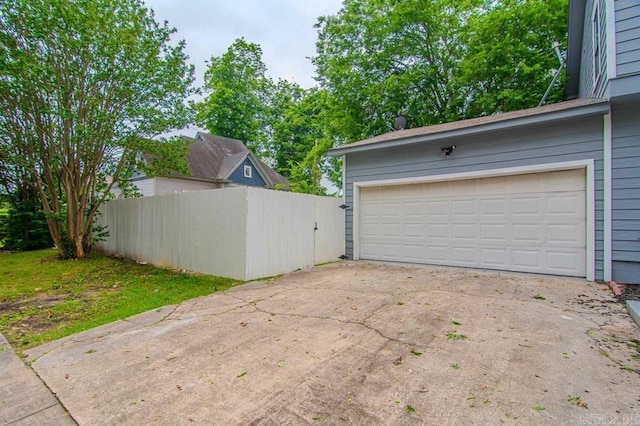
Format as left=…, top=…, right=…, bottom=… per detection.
left=328, top=98, right=609, bottom=157
left=188, top=132, right=289, bottom=188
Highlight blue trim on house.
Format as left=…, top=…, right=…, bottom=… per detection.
left=228, top=157, right=267, bottom=187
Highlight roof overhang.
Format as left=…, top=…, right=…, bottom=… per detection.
left=328, top=99, right=609, bottom=157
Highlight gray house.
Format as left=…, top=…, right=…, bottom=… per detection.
left=132, top=132, right=289, bottom=196
left=329, top=0, right=640, bottom=284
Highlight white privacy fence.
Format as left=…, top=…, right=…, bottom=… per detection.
left=95, top=187, right=345, bottom=281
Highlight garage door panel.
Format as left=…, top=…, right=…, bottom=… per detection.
left=453, top=224, right=476, bottom=240
left=481, top=248, right=509, bottom=267
left=426, top=246, right=448, bottom=261
left=480, top=199, right=508, bottom=216
left=512, top=249, right=542, bottom=270
left=512, top=224, right=543, bottom=243
left=359, top=169, right=587, bottom=277
left=403, top=223, right=425, bottom=238
left=547, top=193, right=584, bottom=216
left=547, top=223, right=585, bottom=245
left=403, top=201, right=423, bottom=217
left=426, top=201, right=448, bottom=215
left=512, top=197, right=543, bottom=215
left=453, top=200, right=475, bottom=216
left=481, top=224, right=508, bottom=242
left=452, top=247, right=478, bottom=264
left=427, top=224, right=448, bottom=239
left=547, top=249, right=586, bottom=273
left=381, top=243, right=402, bottom=258
left=403, top=244, right=426, bottom=260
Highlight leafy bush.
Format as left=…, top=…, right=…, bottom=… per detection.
left=0, top=200, right=52, bottom=251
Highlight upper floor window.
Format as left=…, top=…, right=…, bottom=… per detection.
left=244, top=165, right=252, bottom=179
left=592, top=0, right=606, bottom=84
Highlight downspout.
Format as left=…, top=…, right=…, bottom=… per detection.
left=603, top=112, right=612, bottom=282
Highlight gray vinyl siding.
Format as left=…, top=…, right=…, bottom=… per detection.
left=615, top=0, right=640, bottom=76
left=344, top=116, right=605, bottom=280
left=131, top=178, right=155, bottom=197
left=611, top=103, right=640, bottom=283
left=580, top=0, right=609, bottom=98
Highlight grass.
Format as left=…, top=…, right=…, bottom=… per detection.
left=445, top=332, right=467, bottom=341
left=0, top=249, right=239, bottom=350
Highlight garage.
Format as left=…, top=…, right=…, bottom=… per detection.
left=358, top=169, right=587, bottom=277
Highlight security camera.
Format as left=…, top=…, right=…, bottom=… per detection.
left=441, top=145, right=456, bottom=156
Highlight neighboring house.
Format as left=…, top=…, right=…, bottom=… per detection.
left=131, top=132, right=289, bottom=196
left=329, top=0, right=640, bottom=284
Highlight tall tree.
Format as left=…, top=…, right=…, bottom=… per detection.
left=271, top=87, right=342, bottom=194
left=458, top=0, right=568, bottom=116
left=314, top=0, right=480, bottom=143
left=314, top=0, right=568, bottom=143
left=0, top=0, right=195, bottom=259
left=196, top=38, right=272, bottom=155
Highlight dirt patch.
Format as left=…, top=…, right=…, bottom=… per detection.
left=0, top=293, right=70, bottom=314
left=617, top=284, right=640, bottom=303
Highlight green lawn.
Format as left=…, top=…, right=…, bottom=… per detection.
left=0, top=249, right=239, bottom=350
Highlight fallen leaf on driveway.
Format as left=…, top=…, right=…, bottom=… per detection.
left=393, top=356, right=403, bottom=365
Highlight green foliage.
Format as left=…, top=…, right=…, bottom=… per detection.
left=131, top=137, right=191, bottom=177
left=196, top=42, right=343, bottom=194
left=458, top=0, right=568, bottom=116
left=314, top=0, right=569, bottom=143
left=0, top=249, right=238, bottom=348
left=270, top=86, right=342, bottom=194
left=0, top=200, right=52, bottom=251
left=196, top=38, right=271, bottom=155
left=0, top=0, right=196, bottom=258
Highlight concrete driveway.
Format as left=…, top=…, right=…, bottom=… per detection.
left=25, top=262, right=640, bottom=425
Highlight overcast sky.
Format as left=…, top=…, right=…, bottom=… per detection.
left=143, top=0, right=344, bottom=89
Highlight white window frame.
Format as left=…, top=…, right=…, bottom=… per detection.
left=243, top=165, right=252, bottom=179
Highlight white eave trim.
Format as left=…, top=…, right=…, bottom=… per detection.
left=352, top=160, right=596, bottom=282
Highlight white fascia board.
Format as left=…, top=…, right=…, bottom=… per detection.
left=352, top=160, right=596, bottom=281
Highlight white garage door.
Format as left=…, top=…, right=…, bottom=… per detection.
left=359, top=169, right=586, bottom=277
